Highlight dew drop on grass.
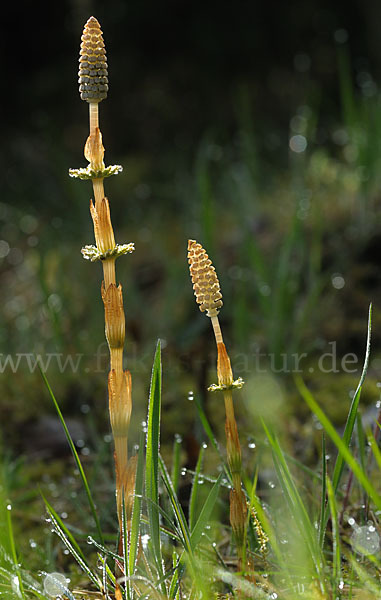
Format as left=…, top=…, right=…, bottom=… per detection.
left=248, top=442, right=256, bottom=449
left=188, top=391, right=194, bottom=401
left=268, top=481, right=276, bottom=489
left=202, top=442, right=207, bottom=449
left=43, top=572, right=69, bottom=597
left=348, top=517, right=356, bottom=527
left=11, top=576, right=20, bottom=596
left=29, top=539, right=37, bottom=549
left=175, top=434, right=182, bottom=443
left=181, top=468, right=187, bottom=477
left=6, top=504, right=11, bottom=511
left=351, top=525, right=380, bottom=555
left=141, top=534, right=150, bottom=550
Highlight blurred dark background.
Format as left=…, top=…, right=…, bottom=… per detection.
left=1, top=0, right=381, bottom=473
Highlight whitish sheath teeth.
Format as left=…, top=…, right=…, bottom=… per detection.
left=188, top=239, right=223, bottom=317
left=78, top=16, right=109, bottom=102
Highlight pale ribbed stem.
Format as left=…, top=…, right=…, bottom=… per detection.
left=110, top=348, right=124, bottom=377
left=211, top=315, right=223, bottom=344
left=92, top=178, right=104, bottom=208
left=103, top=258, right=116, bottom=289
left=89, top=102, right=99, bottom=136
left=91, top=180, right=116, bottom=286
left=223, top=389, right=235, bottom=426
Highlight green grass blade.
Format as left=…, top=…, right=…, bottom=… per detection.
left=194, top=395, right=221, bottom=456
left=159, top=455, right=192, bottom=556
left=129, top=432, right=145, bottom=578
left=331, top=304, right=372, bottom=494
left=318, top=435, right=327, bottom=548
left=296, top=377, right=381, bottom=511
left=5, top=502, right=26, bottom=600
left=356, top=414, right=367, bottom=474
left=262, top=421, right=325, bottom=586
left=41, top=493, right=86, bottom=562
left=168, top=552, right=181, bottom=600
left=40, top=368, right=104, bottom=545
left=44, top=503, right=102, bottom=590
left=367, top=429, right=381, bottom=470
left=190, top=473, right=222, bottom=551
left=188, top=444, right=205, bottom=531
left=171, top=434, right=182, bottom=496
left=194, top=394, right=232, bottom=484
left=326, top=476, right=341, bottom=594
left=145, top=341, right=165, bottom=590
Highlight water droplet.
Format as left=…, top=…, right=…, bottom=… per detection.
left=331, top=273, right=345, bottom=290
left=289, top=134, right=307, bottom=153
left=141, top=534, right=150, bottom=550
left=29, top=539, right=37, bottom=549
left=339, top=580, right=345, bottom=590
left=6, top=504, right=11, bottom=511
left=248, top=442, right=256, bottom=449
left=60, top=512, right=68, bottom=520
left=141, top=420, right=148, bottom=433
left=188, top=390, right=194, bottom=401
left=11, top=575, right=20, bottom=596
left=351, top=525, right=380, bottom=555
left=375, top=399, right=381, bottom=408
left=181, top=468, right=187, bottom=477
left=175, top=434, right=182, bottom=443
left=202, top=442, right=207, bottom=449
left=269, top=593, right=278, bottom=599
left=348, top=517, right=356, bottom=527
left=268, top=481, right=276, bottom=489
left=87, top=536, right=93, bottom=545
left=43, top=572, right=69, bottom=597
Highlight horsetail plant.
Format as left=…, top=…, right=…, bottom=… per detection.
left=187, top=240, right=250, bottom=576
left=69, top=15, right=135, bottom=561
